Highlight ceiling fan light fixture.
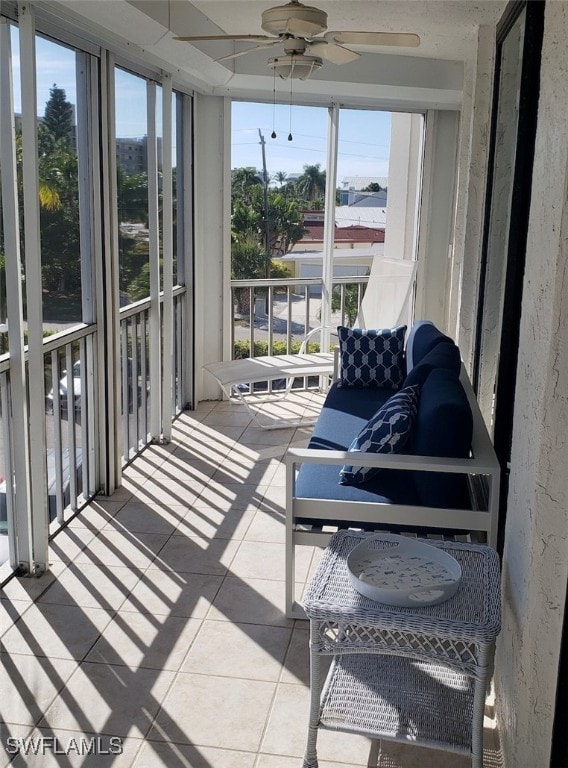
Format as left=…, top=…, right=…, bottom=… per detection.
left=261, top=1, right=327, bottom=37
left=268, top=53, right=323, bottom=80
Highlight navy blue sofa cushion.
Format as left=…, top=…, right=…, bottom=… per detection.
left=410, top=367, right=473, bottom=508
left=407, top=323, right=454, bottom=369
left=307, top=382, right=392, bottom=451
left=296, top=382, right=421, bottom=506
left=403, top=341, right=461, bottom=389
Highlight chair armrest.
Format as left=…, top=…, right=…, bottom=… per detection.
left=286, top=447, right=498, bottom=476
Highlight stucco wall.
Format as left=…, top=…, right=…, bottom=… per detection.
left=495, top=4, right=568, bottom=766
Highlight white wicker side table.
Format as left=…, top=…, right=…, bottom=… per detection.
left=301, top=531, right=501, bottom=768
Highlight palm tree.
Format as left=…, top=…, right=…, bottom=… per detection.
left=274, top=170, right=288, bottom=187
left=297, top=163, right=326, bottom=202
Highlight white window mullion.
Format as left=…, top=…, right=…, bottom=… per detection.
left=147, top=81, right=161, bottom=440
left=161, top=75, right=173, bottom=439
left=18, top=4, right=49, bottom=571
left=0, top=18, right=34, bottom=573
left=101, top=52, right=120, bottom=492
left=321, top=105, right=339, bottom=352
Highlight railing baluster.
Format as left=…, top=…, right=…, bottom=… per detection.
left=65, top=345, right=77, bottom=512
left=286, top=285, right=292, bottom=354
left=51, top=350, right=64, bottom=523
left=1, top=373, right=16, bottom=567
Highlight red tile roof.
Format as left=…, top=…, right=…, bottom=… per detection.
left=301, top=224, right=385, bottom=244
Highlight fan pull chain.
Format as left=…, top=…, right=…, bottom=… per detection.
left=271, top=67, right=277, bottom=138
left=288, top=75, right=293, bottom=141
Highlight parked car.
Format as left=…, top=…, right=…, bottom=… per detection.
left=46, top=358, right=145, bottom=415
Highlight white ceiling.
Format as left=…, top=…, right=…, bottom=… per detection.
left=49, top=0, right=507, bottom=109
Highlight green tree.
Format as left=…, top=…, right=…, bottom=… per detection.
left=274, top=170, right=288, bottom=186
left=362, top=182, right=383, bottom=192
left=296, top=163, right=326, bottom=202
left=42, top=84, right=74, bottom=144
left=332, top=275, right=369, bottom=326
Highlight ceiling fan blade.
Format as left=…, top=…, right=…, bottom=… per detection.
left=309, top=40, right=360, bottom=65
left=285, top=17, right=321, bottom=37
left=325, top=31, right=420, bottom=48
left=216, top=40, right=282, bottom=63
left=174, top=34, right=273, bottom=42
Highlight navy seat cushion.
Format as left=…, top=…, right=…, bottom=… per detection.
left=408, top=323, right=454, bottom=369
left=403, top=342, right=462, bottom=389
left=308, top=382, right=392, bottom=451
left=295, top=461, right=420, bottom=506
left=410, top=367, right=473, bottom=508
left=297, top=381, right=421, bottom=507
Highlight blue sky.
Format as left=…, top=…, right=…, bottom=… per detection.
left=231, top=101, right=391, bottom=181
left=10, top=30, right=392, bottom=181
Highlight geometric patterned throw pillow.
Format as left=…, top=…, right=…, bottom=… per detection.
left=339, top=384, right=420, bottom=485
left=338, top=325, right=406, bottom=389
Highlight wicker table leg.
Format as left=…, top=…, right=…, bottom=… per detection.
left=302, top=623, right=323, bottom=768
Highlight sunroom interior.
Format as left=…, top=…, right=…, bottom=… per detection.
left=1, top=1, right=568, bottom=767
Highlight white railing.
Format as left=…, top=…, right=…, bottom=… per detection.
left=230, top=275, right=369, bottom=358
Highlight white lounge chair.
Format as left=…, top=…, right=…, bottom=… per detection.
left=204, top=257, right=417, bottom=429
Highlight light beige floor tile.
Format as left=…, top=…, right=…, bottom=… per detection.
left=213, top=457, right=280, bottom=486
left=229, top=540, right=312, bottom=583
left=238, top=427, right=296, bottom=446
left=202, top=409, right=253, bottom=427
left=171, top=441, right=233, bottom=466
left=258, top=484, right=286, bottom=509
left=181, top=620, right=291, bottom=681
left=0, top=654, right=77, bottom=726
left=0, top=724, right=34, bottom=768
left=74, top=530, right=170, bottom=570
left=149, top=536, right=240, bottom=576
left=374, top=740, right=472, bottom=767
left=48, top=527, right=97, bottom=563
left=176, top=505, right=256, bottom=541
left=1, top=603, right=112, bottom=660
left=0, top=600, right=31, bottom=637
left=120, top=570, right=223, bottom=619
left=40, top=662, right=174, bottom=738
left=148, top=673, right=275, bottom=752
left=38, top=563, right=142, bottom=610
left=244, top=509, right=286, bottom=544
left=66, top=501, right=123, bottom=530
left=135, top=741, right=256, bottom=768
left=256, top=755, right=370, bottom=768
left=167, top=448, right=222, bottom=480
left=0, top=565, right=65, bottom=603
left=207, top=575, right=296, bottom=627
left=86, top=612, right=202, bottom=671
left=193, top=482, right=265, bottom=512
left=280, top=626, right=310, bottom=686
left=9, top=728, right=143, bottom=767
left=261, top=682, right=375, bottom=764
left=136, top=477, right=205, bottom=508
left=104, top=502, right=185, bottom=536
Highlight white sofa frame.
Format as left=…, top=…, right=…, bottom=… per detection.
left=285, top=365, right=500, bottom=618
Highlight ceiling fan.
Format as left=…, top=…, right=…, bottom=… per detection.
left=174, top=0, right=420, bottom=80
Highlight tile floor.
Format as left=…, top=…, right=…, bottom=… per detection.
left=0, top=392, right=501, bottom=767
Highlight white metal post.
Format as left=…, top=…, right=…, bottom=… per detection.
left=101, top=53, right=120, bottom=493
left=147, top=81, right=162, bottom=440
left=0, top=18, right=34, bottom=573
left=18, top=3, right=49, bottom=571
left=321, top=105, right=339, bottom=352
left=161, top=75, right=173, bottom=440
left=180, top=95, right=194, bottom=409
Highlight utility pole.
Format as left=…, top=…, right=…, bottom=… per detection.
left=258, top=129, right=271, bottom=279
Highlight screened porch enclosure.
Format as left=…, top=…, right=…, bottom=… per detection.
left=0, top=9, right=193, bottom=577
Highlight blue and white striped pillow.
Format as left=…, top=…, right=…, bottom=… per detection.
left=339, top=384, right=420, bottom=485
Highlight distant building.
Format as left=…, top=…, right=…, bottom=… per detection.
left=115, top=136, right=163, bottom=175
left=339, top=175, right=388, bottom=206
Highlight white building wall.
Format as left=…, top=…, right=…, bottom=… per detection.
left=193, top=94, right=230, bottom=401
left=495, top=4, right=568, bottom=766
left=383, top=112, right=423, bottom=265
